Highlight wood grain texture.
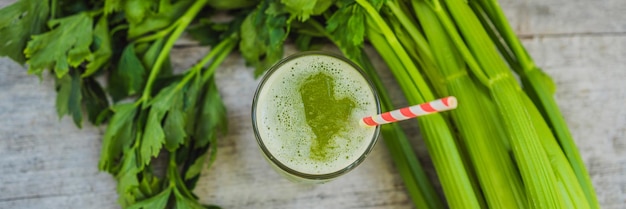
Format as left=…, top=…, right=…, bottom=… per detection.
left=0, top=0, right=624, bottom=208
left=0, top=59, right=119, bottom=209
left=499, top=0, right=626, bottom=35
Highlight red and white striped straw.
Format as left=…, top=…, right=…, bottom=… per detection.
left=361, top=96, right=458, bottom=126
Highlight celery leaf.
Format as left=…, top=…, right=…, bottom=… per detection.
left=127, top=188, right=172, bottom=209
left=184, top=151, right=208, bottom=180
left=194, top=77, right=227, bottom=148
left=99, top=103, right=138, bottom=173
left=174, top=189, right=206, bottom=209
left=24, top=12, right=93, bottom=78
left=84, top=16, right=113, bottom=77
left=281, top=0, right=333, bottom=21
left=124, top=0, right=193, bottom=39
left=110, top=44, right=146, bottom=101
left=117, top=148, right=141, bottom=207
left=239, top=0, right=289, bottom=76
left=82, top=78, right=110, bottom=125
left=326, top=2, right=365, bottom=59
left=0, top=0, right=49, bottom=64
left=55, top=71, right=83, bottom=127
left=140, top=85, right=177, bottom=165
left=164, top=93, right=187, bottom=151
left=104, top=0, right=123, bottom=14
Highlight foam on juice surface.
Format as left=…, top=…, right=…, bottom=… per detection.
left=255, top=54, right=378, bottom=175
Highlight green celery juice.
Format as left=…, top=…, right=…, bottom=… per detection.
left=253, top=52, right=380, bottom=181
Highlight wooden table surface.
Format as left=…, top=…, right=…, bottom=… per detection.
left=1, top=0, right=624, bottom=208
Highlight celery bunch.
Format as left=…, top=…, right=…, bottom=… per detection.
left=344, top=0, right=600, bottom=208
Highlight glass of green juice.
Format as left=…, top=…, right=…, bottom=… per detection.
left=252, top=51, right=381, bottom=183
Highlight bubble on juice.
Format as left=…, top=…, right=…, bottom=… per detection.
left=255, top=54, right=378, bottom=175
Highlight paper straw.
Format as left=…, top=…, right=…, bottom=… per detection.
left=361, top=96, right=458, bottom=126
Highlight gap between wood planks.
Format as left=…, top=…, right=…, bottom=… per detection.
left=514, top=32, right=625, bottom=40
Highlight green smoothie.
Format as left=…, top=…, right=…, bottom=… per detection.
left=253, top=52, right=380, bottom=180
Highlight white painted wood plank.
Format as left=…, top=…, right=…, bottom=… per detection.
left=0, top=59, right=119, bottom=209
left=500, top=0, right=626, bottom=35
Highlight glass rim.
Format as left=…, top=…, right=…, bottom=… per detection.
left=251, top=51, right=382, bottom=180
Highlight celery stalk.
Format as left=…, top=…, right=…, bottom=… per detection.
left=473, top=1, right=600, bottom=207
left=355, top=0, right=436, bottom=103
left=410, top=0, right=527, bottom=208
left=384, top=2, right=489, bottom=206
left=384, top=12, right=447, bottom=96
left=385, top=1, right=448, bottom=96
left=468, top=1, right=523, bottom=74
left=431, top=0, right=568, bottom=207
left=521, top=93, right=590, bottom=209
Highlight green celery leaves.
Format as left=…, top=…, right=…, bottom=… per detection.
left=109, top=45, right=147, bottom=102
left=281, top=0, right=332, bottom=21
left=55, top=70, right=83, bottom=127
left=84, top=16, right=113, bottom=77
left=0, top=0, right=49, bottom=64
left=25, top=12, right=93, bottom=78
left=239, top=0, right=289, bottom=76
left=326, top=2, right=366, bottom=60
left=123, top=0, right=193, bottom=39
left=99, top=103, right=138, bottom=173
left=127, top=188, right=172, bottom=209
